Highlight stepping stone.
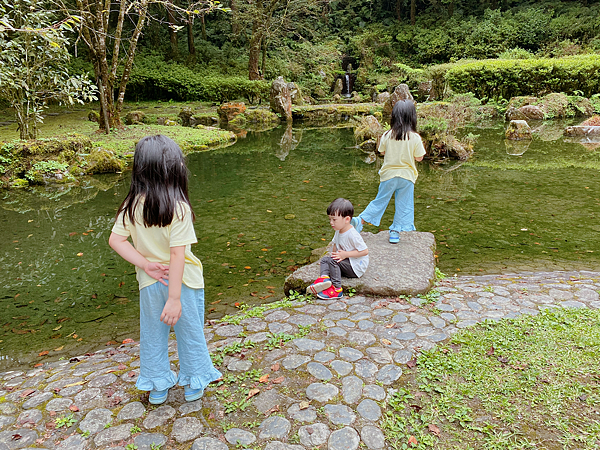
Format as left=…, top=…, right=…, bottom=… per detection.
left=429, top=316, right=446, bottom=328
left=284, top=232, right=436, bottom=296
left=22, top=391, right=53, bottom=409
left=307, top=362, right=333, bottom=380
left=314, top=351, right=336, bottom=363
left=0, top=404, right=16, bottom=415
left=259, top=416, right=291, bottom=439
left=282, top=355, right=311, bottom=370
left=337, top=320, right=356, bottom=328
left=265, top=310, right=290, bottom=321
left=216, top=325, right=244, bottom=337
left=328, top=302, right=348, bottom=311
left=342, top=376, right=363, bottom=404
left=135, top=433, right=168, bottom=450
left=349, top=312, right=372, bottom=321
left=46, top=398, right=73, bottom=412
left=299, top=423, right=330, bottom=446
left=171, top=417, right=203, bottom=443
left=328, top=426, right=360, bottom=450
left=293, top=338, right=325, bottom=352
left=560, top=300, right=586, bottom=308
left=288, top=315, right=317, bottom=326
left=363, top=385, right=386, bottom=401
left=191, top=437, right=229, bottom=450
left=80, top=408, right=113, bottom=434
left=143, top=405, right=175, bottom=429
left=392, top=313, right=408, bottom=323
left=327, top=327, right=348, bottom=337
left=17, top=409, right=42, bottom=426
left=296, top=305, right=327, bottom=315
left=348, top=331, right=376, bottom=346
left=576, top=289, right=599, bottom=302
left=0, top=416, right=14, bottom=430
left=306, top=383, right=339, bottom=402
left=264, top=442, right=305, bottom=450
left=118, top=401, right=145, bottom=420
left=288, top=403, right=317, bottom=422
left=94, top=424, right=131, bottom=447
left=358, top=320, right=374, bottom=330
left=330, top=360, right=353, bottom=376
left=366, top=347, right=392, bottom=364
left=396, top=332, right=416, bottom=341
left=245, top=332, right=269, bottom=343
left=228, top=359, right=253, bottom=371
left=349, top=305, right=371, bottom=313
left=242, top=318, right=267, bottom=332
left=254, top=389, right=283, bottom=414
left=0, top=428, right=38, bottom=448
left=549, top=289, right=573, bottom=300
left=56, top=434, right=87, bottom=450
left=355, top=359, right=378, bottom=378
left=324, top=404, right=356, bottom=425
left=225, top=428, right=256, bottom=446
left=269, top=323, right=293, bottom=334
left=324, top=312, right=349, bottom=320
left=360, top=425, right=385, bottom=449
left=357, top=399, right=382, bottom=421
left=339, top=347, right=364, bottom=362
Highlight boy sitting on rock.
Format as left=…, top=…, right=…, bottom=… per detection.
left=307, top=198, right=369, bottom=299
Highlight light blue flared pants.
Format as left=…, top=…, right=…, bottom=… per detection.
left=359, top=177, right=416, bottom=232
left=137, top=282, right=222, bottom=392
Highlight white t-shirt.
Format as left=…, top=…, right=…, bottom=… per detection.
left=332, top=227, right=369, bottom=277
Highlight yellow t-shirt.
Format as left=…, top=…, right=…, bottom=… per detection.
left=111, top=201, right=204, bottom=290
left=378, top=130, right=426, bottom=184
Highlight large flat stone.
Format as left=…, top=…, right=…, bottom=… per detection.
left=285, top=232, right=435, bottom=296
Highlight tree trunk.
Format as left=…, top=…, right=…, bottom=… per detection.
left=395, top=0, right=401, bottom=22
left=261, top=36, right=267, bottom=76
left=448, top=0, right=454, bottom=16
left=200, top=14, right=206, bottom=40
left=167, top=0, right=179, bottom=60
left=187, top=17, right=197, bottom=64
left=230, top=0, right=239, bottom=35
left=410, top=0, right=415, bottom=25
left=248, top=22, right=263, bottom=80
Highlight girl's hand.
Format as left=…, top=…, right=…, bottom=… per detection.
left=144, top=262, right=169, bottom=286
left=332, top=250, right=348, bottom=262
left=160, top=298, right=181, bottom=326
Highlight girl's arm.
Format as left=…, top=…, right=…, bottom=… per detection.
left=160, top=245, right=185, bottom=327
left=108, top=233, right=169, bottom=285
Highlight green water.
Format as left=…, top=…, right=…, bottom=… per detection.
left=1, top=121, right=600, bottom=369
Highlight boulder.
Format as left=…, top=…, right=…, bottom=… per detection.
left=288, top=82, right=305, bottom=106
left=284, top=231, right=436, bottom=296
left=383, top=84, right=415, bottom=120
left=88, top=111, right=100, bottom=123
left=563, top=125, right=600, bottom=137
left=332, top=94, right=341, bottom=102
left=507, top=96, right=538, bottom=110
left=417, top=81, right=432, bottom=100
left=333, top=78, right=343, bottom=97
left=270, top=77, right=293, bottom=122
left=518, top=105, right=544, bottom=120
left=85, top=148, right=124, bottom=174
left=505, top=107, right=527, bottom=121
left=218, top=102, right=246, bottom=125
left=178, top=107, right=194, bottom=127
left=375, top=92, right=390, bottom=104
left=124, top=110, right=145, bottom=125
left=354, top=115, right=383, bottom=148
left=351, top=91, right=362, bottom=103
left=505, top=120, right=532, bottom=140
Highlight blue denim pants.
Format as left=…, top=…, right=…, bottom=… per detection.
left=359, top=177, right=416, bottom=232
left=137, top=282, right=222, bottom=392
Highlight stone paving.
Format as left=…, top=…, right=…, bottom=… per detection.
left=0, top=270, right=599, bottom=450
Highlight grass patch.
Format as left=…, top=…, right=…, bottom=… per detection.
left=381, top=308, right=600, bottom=449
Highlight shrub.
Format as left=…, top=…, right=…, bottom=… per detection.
left=127, top=56, right=270, bottom=103
left=443, top=55, right=600, bottom=100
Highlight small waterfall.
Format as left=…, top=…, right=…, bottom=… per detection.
left=345, top=74, right=350, bottom=95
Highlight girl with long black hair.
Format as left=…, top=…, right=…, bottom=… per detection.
left=109, top=135, right=221, bottom=404
left=351, top=100, right=426, bottom=243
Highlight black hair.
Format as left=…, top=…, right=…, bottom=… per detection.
left=327, top=198, right=354, bottom=218
left=390, top=99, right=417, bottom=141
left=117, top=135, right=194, bottom=228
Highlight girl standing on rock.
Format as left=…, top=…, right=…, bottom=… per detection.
left=351, top=100, right=426, bottom=243
left=109, top=135, right=221, bottom=405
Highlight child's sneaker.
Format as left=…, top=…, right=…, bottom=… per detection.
left=184, top=386, right=204, bottom=402
left=149, top=388, right=169, bottom=405
left=350, top=217, right=363, bottom=233
left=317, top=285, right=343, bottom=300
left=389, top=230, right=400, bottom=244
left=307, top=276, right=332, bottom=295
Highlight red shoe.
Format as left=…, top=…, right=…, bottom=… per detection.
left=317, top=285, right=343, bottom=300
left=307, top=276, right=332, bottom=295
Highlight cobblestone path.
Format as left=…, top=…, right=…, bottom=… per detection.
left=1, top=271, right=599, bottom=450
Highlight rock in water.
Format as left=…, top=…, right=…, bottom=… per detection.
left=285, top=231, right=436, bottom=296
left=218, top=102, right=246, bottom=125
left=270, top=77, right=293, bottom=122
left=383, top=84, right=415, bottom=120
left=505, top=120, right=532, bottom=140
left=333, top=78, right=343, bottom=97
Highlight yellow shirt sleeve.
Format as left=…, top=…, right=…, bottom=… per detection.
left=111, top=211, right=131, bottom=237
left=170, top=203, right=198, bottom=247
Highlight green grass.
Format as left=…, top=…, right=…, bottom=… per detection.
left=381, top=308, right=600, bottom=449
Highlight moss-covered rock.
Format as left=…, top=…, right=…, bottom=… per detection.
left=354, top=115, right=383, bottom=148
left=88, top=110, right=100, bottom=123
left=124, top=111, right=146, bottom=125
left=85, top=148, right=124, bottom=174
left=291, top=103, right=382, bottom=126
left=505, top=120, right=532, bottom=140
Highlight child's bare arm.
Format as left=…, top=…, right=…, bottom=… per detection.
left=161, top=245, right=185, bottom=327
left=332, top=248, right=368, bottom=261
left=108, top=233, right=168, bottom=285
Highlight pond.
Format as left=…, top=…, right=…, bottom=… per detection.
left=1, top=119, right=600, bottom=370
